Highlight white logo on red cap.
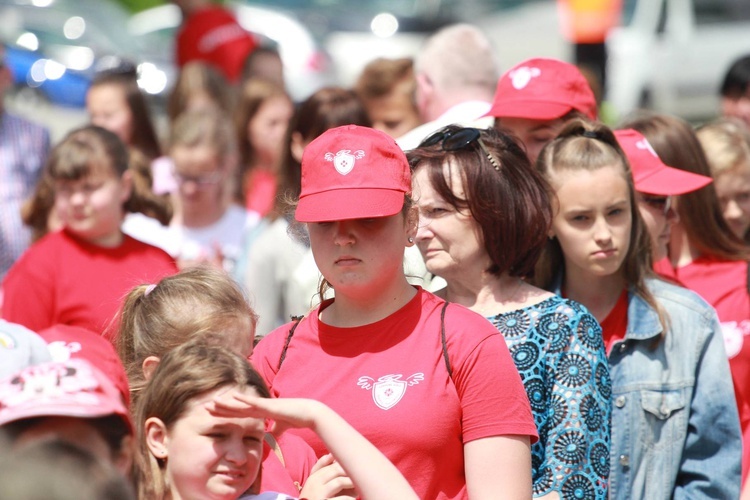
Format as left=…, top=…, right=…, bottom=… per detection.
left=325, top=149, right=365, bottom=175
left=635, top=139, right=658, bottom=158
left=0, top=361, right=99, bottom=408
left=510, top=66, right=541, bottom=89
left=47, top=341, right=82, bottom=362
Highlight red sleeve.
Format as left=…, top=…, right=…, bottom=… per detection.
left=1, top=240, right=56, bottom=332
left=275, top=431, right=317, bottom=486
left=250, top=321, right=292, bottom=392
left=446, top=309, right=539, bottom=444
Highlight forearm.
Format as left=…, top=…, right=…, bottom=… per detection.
left=309, top=401, right=418, bottom=500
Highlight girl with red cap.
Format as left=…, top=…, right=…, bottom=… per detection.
left=252, top=124, right=538, bottom=499
left=622, top=112, right=750, bottom=491
left=486, top=57, right=598, bottom=164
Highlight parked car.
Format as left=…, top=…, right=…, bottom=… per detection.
left=606, top=0, right=750, bottom=122
left=0, top=0, right=170, bottom=108
left=127, top=2, right=336, bottom=102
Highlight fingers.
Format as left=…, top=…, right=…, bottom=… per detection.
left=299, top=461, right=354, bottom=500
left=310, top=453, right=335, bottom=474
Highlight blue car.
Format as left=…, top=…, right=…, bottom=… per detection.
left=1, top=0, right=170, bottom=109
left=5, top=44, right=91, bottom=108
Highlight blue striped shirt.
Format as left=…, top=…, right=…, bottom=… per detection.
left=0, top=112, right=49, bottom=279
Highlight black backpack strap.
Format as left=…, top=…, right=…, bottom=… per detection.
left=440, top=301, right=452, bottom=378
left=279, top=307, right=453, bottom=375
left=278, top=315, right=304, bottom=370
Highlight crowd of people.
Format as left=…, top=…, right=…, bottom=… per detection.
left=2, top=1, right=750, bottom=497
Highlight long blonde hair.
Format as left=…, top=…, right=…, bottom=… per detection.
left=533, top=119, right=668, bottom=332
left=115, top=267, right=257, bottom=407
left=134, top=341, right=269, bottom=499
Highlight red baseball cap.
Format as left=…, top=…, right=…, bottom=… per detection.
left=296, top=125, right=411, bottom=222
left=39, top=324, right=131, bottom=408
left=0, top=359, right=133, bottom=435
left=486, top=58, right=597, bottom=121
left=614, top=129, right=713, bottom=195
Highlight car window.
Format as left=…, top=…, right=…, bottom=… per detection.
left=694, top=0, right=750, bottom=24
left=621, top=0, right=638, bottom=26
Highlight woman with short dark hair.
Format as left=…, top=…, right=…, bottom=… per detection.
left=408, top=125, right=611, bottom=498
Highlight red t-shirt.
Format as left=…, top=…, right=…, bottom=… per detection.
left=176, top=5, right=258, bottom=83
left=1, top=230, right=177, bottom=340
left=599, top=289, right=629, bottom=356
left=260, top=432, right=316, bottom=496
left=655, top=255, right=750, bottom=479
left=245, top=169, right=277, bottom=218
left=251, top=288, right=537, bottom=500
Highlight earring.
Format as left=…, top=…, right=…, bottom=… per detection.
left=408, top=237, right=414, bottom=243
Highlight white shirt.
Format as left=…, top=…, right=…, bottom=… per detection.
left=396, top=100, right=495, bottom=151
left=124, top=205, right=260, bottom=274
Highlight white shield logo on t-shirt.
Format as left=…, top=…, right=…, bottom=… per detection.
left=357, top=373, right=424, bottom=410
left=722, top=320, right=748, bottom=359
left=373, top=377, right=406, bottom=410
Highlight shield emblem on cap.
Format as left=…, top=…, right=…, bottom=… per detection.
left=510, top=66, right=541, bottom=89
left=373, top=375, right=406, bottom=410
left=325, top=149, right=365, bottom=175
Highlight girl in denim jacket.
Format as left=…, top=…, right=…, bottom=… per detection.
left=533, top=119, right=742, bottom=499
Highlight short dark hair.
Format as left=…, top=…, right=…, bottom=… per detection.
left=721, top=54, right=750, bottom=98
left=407, top=125, right=552, bottom=278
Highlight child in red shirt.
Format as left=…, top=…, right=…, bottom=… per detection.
left=1, top=125, right=177, bottom=338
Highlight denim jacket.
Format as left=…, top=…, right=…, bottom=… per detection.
left=606, top=278, right=741, bottom=499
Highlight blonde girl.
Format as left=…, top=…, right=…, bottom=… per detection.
left=534, top=119, right=741, bottom=499
left=136, top=341, right=417, bottom=500
left=116, top=266, right=354, bottom=499
left=696, top=117, right=750, bottom=241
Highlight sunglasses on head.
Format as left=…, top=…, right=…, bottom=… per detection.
left=420, top=127, right=501, bottom=171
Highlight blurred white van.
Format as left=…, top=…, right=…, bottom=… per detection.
left=606, top=0, right=750, bottom=122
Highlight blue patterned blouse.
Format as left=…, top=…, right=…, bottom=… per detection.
left=489, top=295, right=611, bottom=499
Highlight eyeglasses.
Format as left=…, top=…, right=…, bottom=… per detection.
left=638, top=194, right=672, bottom=215
left=420, top=128, right=501, bottom=172
left=173, top=170, right=223, bottom=188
